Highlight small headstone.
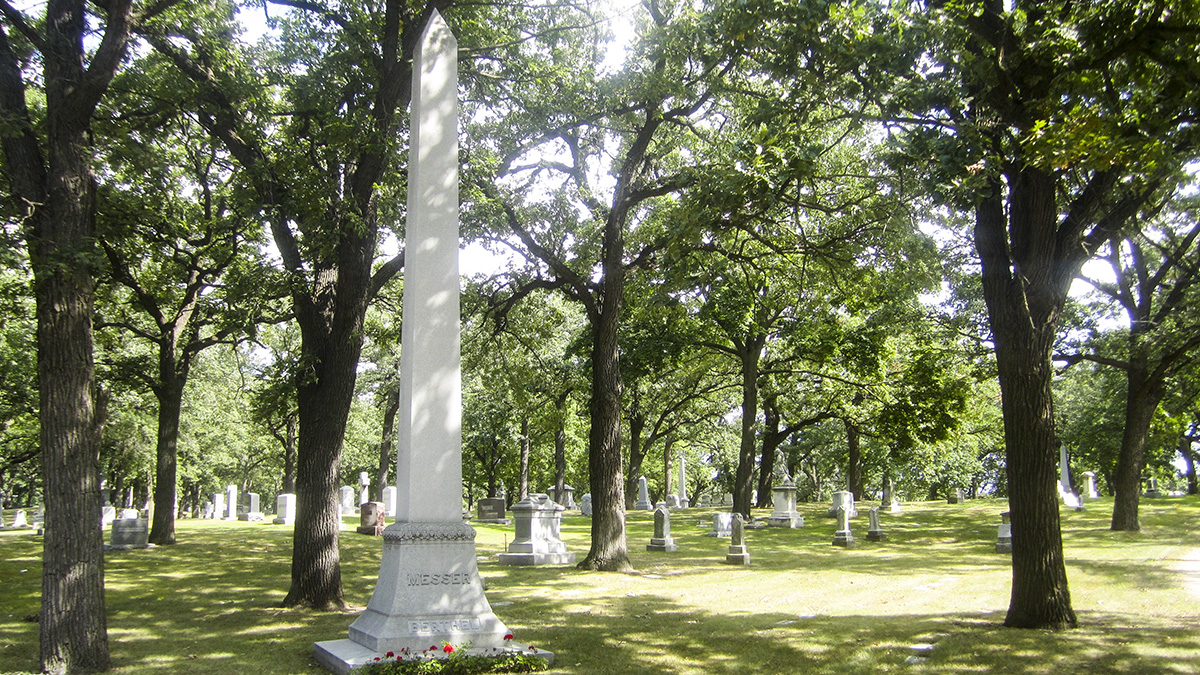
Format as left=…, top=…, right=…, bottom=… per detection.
left=101, top=504, right=118, bottom=528
left=947, top=488, right=964, bottom=504
left=339, top=485, right=356, bottom=514
left=1082, top=471, right=1099, bottom=499
left=356, top=502, right=386, bottom=535
left=1144, top=477, right=1163, bottom=498
left=580, top=493, right=592, bottom=517
left=883, top=477, right=902, bottom=513
left=647, top=503, right=677, bottom=552
left=109, top=516, right=149, bottom=549
left=832, top=505, right=855, bottom=548
left=211, top=492, right=225, bottom=520
left=666, top=494, right=681, bottom=509
left=224, top=485, right=238, bottom=520
left=635, top=476, right=653, bottom=510
left=995, top=511, right=1012, bottom=553
left=828, top=490, right=857, bottom=518
left=381, top=486, right=397, bottom=516
left=707, top=511, right=733, bottom=537
left=722, top=493, right=734, bottom=506
left=10, top=509, right=28, bottom=529
left=273, top=493, right=296, bottom=525
left=767, top=476, right=804, bottom=528
left=696, top=494, right=711, bottom=508
left=239, top=492, right=265, bottom=521
left=475, top=497, right=510, bottom=524
left=866, top=506, right=887, bottom=542
left=498, top=494, right=576, bottom=565
left=119, top=508, right=139, bottom=520
left=724, top=513, right=750, bottom=565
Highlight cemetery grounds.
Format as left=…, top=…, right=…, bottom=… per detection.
left=1, top=496, right=1198, bottom=674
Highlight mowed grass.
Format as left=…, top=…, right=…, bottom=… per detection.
left=1, top=496, right=1198, bottom=674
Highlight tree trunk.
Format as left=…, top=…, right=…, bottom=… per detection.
left=2, top=0, right=136, bottom=665
left=755, top=395, right=781, bottom=508
left=623, top=409, right=647, bottom=509
left=282, top=415, right=298, bottom=494
left=846, top=418, right=863, bottom=500
left=1110, top=359, right=1161, bottom=531
left=554, top=408, right=567, bottom=501
left=1182, top=435, right=1198, bottom=496
left=578, top=273, right=631, bottom=572
left=662, top=435, right=673, bottom=500
left=518, top=418, right=530, bottom=500
left=374, top=386, right=399, bottom=501
left=732, top=339, right=762, bottom=518
left=975, top=171, right=1076, bottom=629
left=149, top=365, right=186, bottom=545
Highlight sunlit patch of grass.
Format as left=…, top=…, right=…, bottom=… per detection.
left=1, top=498, right=1199, bottom=673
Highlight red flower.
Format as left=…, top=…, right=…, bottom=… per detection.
left=443, top=644, right=454, bottom=653
left=386, top=652, right=394, bottom=658
left=503, top=634, right=514, bottom=641
left=373, top=657, right=381, bottom=662
left=430, top=645, right=438, bottom=651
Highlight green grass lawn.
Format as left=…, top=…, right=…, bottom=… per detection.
left=2, top=496, right=1198, bottom=674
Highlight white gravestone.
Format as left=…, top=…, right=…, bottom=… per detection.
left=707, top=511, right=733, bottom=537
left=359, top=471, right=371, bottom=507
left=883, top=477, right=902, bottom=513
left=665, top=494, right=680, bottom=509
left=647, top=503, right=677, bottom=552
left=273, top=493, right=296, bottom=525
left=866, top=506, right=887, bottom=542
left=580, top=493, right=592, bottom=517
left=224, top=485, right=238, bottom=520
left=382, top=486, right=397, bottom=517
left=10, top=509, right=28, bottom=528
left=725, top=513, right=750, bottom=565
left=828, top=490, right=857, bottom=518
left=339, top=486, right=356, bottom=515
left=1082, top=471, right=1099, bottom=499
left=101, top=505, right=117, bottom=527
left=498, top=494, right=575, bottom=565
left=767, top=476, right=804, bottom=528
left=832, top=505, right=855, bottom=548
left=211, top=492, right=225, bottom=520
left=315, top=15, right=532, bottom=671
left=996, top=511, right=1012, bottom=553
left=1058, top=446, right=1084, bottom=510
left=635, top=476, right=653, bottom=510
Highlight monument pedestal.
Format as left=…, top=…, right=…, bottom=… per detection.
left=315, top=522, right=549, bottom=674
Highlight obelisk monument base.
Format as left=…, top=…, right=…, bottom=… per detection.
left=314, top=523, right=552, bottom=674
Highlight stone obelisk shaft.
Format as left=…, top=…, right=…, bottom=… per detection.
left=395, top=10, right=461, bottom=523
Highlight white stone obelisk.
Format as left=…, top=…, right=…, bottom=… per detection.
left=314, top=13, right=536, bottom=673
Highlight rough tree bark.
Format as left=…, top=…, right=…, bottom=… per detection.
left=0, top=0, right=142, bottom=668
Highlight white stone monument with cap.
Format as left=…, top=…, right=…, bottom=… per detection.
left=314, top=14, right=542, bottom=672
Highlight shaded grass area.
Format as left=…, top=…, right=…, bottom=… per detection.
left=1, top=496, right=1198, bottom=673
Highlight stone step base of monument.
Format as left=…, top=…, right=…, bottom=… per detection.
left=832, top=532, right=856, bottom=548
left=767, top=515, right=804, bottom=528
left=497, top=551, right=576, bottom=566
left=866, top=531, right=887, bottom=542
left=314, top=639, right=553, bottom=675
left=647, top=538, right=677, bottom=552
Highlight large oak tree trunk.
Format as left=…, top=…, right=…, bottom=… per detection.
left=975, top=172, right=1077, bottom=630
left=579, top=301, right=631, bottom=571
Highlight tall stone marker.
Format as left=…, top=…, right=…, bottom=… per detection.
left=314, top=13, right=539, bottom=674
